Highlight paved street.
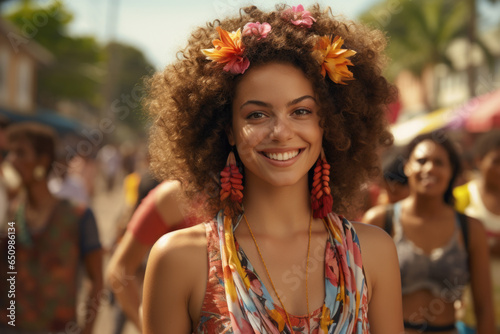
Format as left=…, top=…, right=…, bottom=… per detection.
left=79, top=174, right=140, bottom=334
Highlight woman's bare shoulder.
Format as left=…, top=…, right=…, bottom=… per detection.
left=151, top=223, right=207, bottom=261
left=145, top=223, right=208, bottom=307
left=361, top=204, right=391, bottom=229
left=351, top=221, right=394, bottom=252
left=143, top=223, right=210, bottom=332
left=153, top=180, right=188, bottom=226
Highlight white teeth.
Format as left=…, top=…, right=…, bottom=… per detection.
left=264, top=150, right=299, bottom=161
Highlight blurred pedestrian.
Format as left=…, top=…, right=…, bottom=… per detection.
left=454, top=129, right=500, bottom=332
left=363, top=132, right=495, bottom=333
left=97, top=143, right=122, bottom=192
left=48, top=153, right=91, bottom=206
left=106, top=180, right=204, bottom=332
left=0, top=122, right=103, bottom=334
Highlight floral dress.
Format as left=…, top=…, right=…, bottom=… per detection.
left=196, top=211, right=369, bottom=334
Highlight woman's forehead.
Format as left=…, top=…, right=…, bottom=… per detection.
left=411, top=140, right=447, bottom=158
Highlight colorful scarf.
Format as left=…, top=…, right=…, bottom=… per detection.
left=216, top=210, right=370, bottom=333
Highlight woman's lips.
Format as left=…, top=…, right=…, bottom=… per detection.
left=258, top=148, right=304, bottom=166
left=261, top=149, right=300, bottom=161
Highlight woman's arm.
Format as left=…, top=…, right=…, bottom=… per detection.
left=142, top=225, right=207, bottom=334
left=467, top=217, right=495, bottom=334
left=106, top=231, right=150, bottom=330
left=353, top=223, right=404, bottom=334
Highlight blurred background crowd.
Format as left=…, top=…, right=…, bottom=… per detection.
left=0, top=0, right=498, bottom=333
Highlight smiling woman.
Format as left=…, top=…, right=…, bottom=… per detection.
left=143, top=3, right=403, bottom=334
left=363, top=132, right=495, bottom=334
left=229, top=63, right=323, bottom=188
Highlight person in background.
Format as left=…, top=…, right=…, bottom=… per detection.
left=49, top=153, right=91, bottom=206
left=377, top=146, right=410, bottom=205
left=97, top=143, right=122, bottom=192
left=454, top=129, right=500, bottom=333
left=0, top=122, right=103, bottom=334
left=363, top=132, right=495, bottom=333
left=142, top=4, right=403, bottom=333
left=106, top=180, right=204, bottom=332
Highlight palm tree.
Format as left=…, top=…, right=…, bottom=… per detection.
left=360, top=0, right=468, bottom=108
left=360, top=0, right=498, bottom=108
left=467, top=0, right=500, bottom=97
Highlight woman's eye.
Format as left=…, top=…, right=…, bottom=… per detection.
left=246, top=112, right=266, bottom=119
left=293, top=108, right=311, bottom=116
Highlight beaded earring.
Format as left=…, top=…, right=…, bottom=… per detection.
left=311, top=149, right=333, bottom=218
left=220, top=150, right=244, bottom=216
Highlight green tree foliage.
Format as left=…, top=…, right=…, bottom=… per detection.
left=6, top=1, right=103, bottom=107
left=4, top=0, right=154, bottom=133
left=104, top=42, right=154, bottom=130
left=5, top=0, right=104, bottom=106
left=360, top=0, right=468, bottom=80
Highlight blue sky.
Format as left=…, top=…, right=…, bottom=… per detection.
left=63, top=0, right=382, bottom=69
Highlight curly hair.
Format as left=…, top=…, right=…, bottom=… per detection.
left=146, top=4, right=396, bottom=217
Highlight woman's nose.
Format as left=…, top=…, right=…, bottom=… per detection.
left=422, top=160, right=436, bottom=173
left=270, top=115, right=293, bottom=142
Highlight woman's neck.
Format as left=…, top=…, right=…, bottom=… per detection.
left=404, top=193, right=448, bottom=217
left=242, top=177, right=312, bottom=236
left=26, top=180, right=55, bottom=209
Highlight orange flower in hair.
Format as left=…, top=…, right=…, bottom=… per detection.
left=314, top=35, right=356, bottom=85
left=202, top=27, right=250, bottom=74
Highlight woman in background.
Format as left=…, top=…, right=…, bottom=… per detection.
left=364, top=132, right=495, bottom=333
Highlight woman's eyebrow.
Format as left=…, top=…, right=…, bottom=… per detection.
left=239, top=100, right=272, bottom=110
left=239, top=95, right=316, bottom=110
left=287, top=95, right=317, bottom=106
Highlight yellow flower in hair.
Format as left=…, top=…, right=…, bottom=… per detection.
left=315, top=35, right=356, bottom=85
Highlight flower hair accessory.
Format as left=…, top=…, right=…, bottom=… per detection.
left=314, top=35, right=356, bottom=84
left=282, top=4, right=316, bottom=28
left=242, top=22, right=271, bottom=40
left=202, top=27, right=250, bottom=74
left=202, top=6, right=356, bottom=85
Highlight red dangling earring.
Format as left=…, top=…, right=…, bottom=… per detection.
left=311, top=149, right=333, bottom=219
left=220, top=150, right=244, bottom=216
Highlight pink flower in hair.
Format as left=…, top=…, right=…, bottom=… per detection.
left=283, top=4, right=316, bottom=28
left=242, top=22, right=272, bottom=40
